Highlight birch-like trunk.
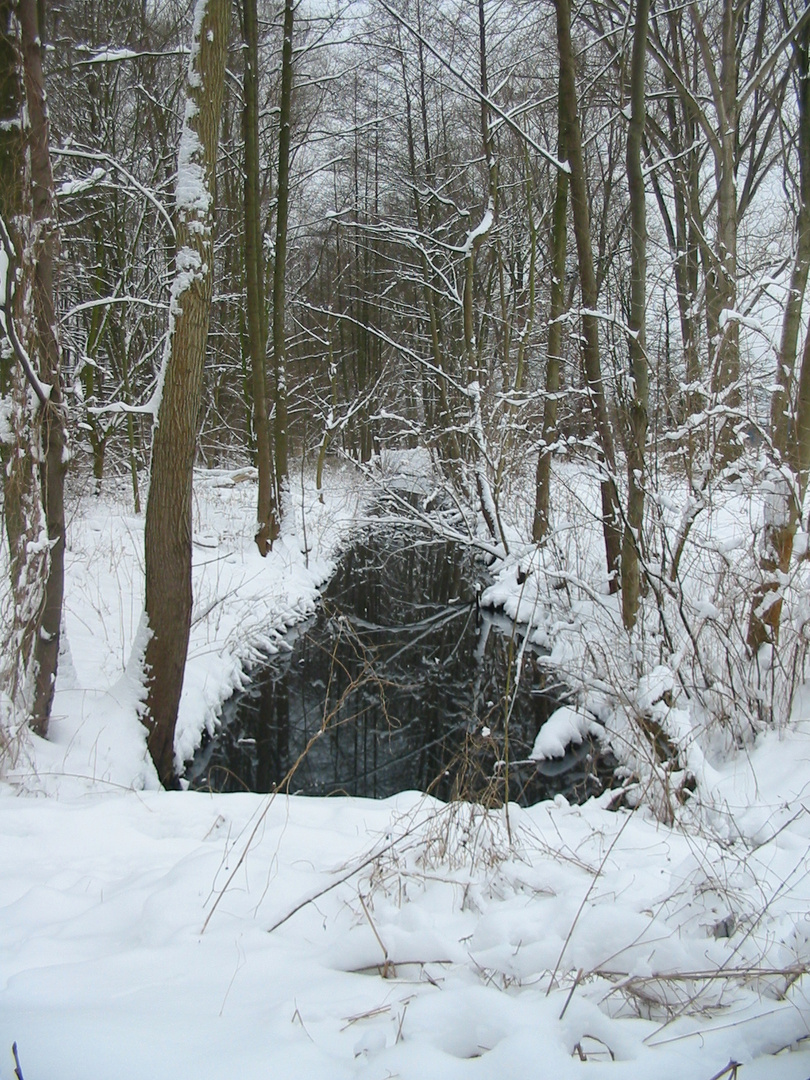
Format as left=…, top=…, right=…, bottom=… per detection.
left=462, top=0, right=501, bottom=548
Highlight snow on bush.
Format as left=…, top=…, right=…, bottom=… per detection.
left=529, top=705, right=601, bottom=760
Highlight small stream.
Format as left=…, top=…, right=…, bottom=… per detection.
left=187, top=524, right=615, bottom=804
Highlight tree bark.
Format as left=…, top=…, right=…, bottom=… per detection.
left=462, top=0, right=502, bottom=548
left=534, top=80, right=568, bottom=544
left=747, top=7, right=810, bottom=653
left=143, top=0, right=230, bottom=786
left=272, top=0, right=293, bottom=506
left=703, top=0, right=740, bottom=461
left=621, top=0, right=650, bottom=631
left=0, top=2, right=42, bottom=718
left=556, top=0, right=621, bottom=589
left=0, top=0, right=66, bottom=736
left=242, top=0, right=277, bottom=555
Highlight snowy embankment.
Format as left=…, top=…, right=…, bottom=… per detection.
left=1, top=463, right=810, bottom=1079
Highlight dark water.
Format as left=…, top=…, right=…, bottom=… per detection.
left=186, top=527, right=615, bottom=804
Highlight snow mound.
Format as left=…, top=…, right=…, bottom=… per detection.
left=530, top=706, right=601, bottom=760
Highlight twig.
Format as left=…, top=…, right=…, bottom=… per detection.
left=646, top=1002, right=790, bottom=1047
left=559, top=968, right=583, bottom=1019
left=264, top=825, right=424, bottom=935
left=396, top=1000, right=410, bottom=1042
left=596, top=963, right=808, bottom=985
left=749, top=806, right=807, bottom=854
left=341, top=1005, right=391, bottom=1029
left=12, top=1042, right=24, bottom=1080
left=706, top=1060, right=740, bottom=1080
left=358, top=891, right=395, bottom=978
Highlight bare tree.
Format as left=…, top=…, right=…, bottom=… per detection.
left=647, top=0, right=801, bottom=460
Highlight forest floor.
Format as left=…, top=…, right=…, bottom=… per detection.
left=1, top=459, right=810, bottom=1079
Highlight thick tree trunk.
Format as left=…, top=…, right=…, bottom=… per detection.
left=0, top=0, right=66, bottom=736
left=243, top=0, right=277, bottom=555
left=19, top=0, right=67, bottom=731
left=0, top=296, right=46, bottom=719
left=143, top=0, right=230, bottom=786
left=0, top=2, right=41, bottom=715
left=621, top=0, right=650, bottom=631
left=556, top=0, right=622, bottom=589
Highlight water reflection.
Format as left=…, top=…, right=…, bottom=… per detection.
left=187, top=529, right=614, bottom=803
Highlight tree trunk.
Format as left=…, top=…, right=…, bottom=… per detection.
left=556, top=0, right=622, bottom=589
left=534, top=81, right=568, bottom=544
left=142, top=0, right=230, bottom=786
left=621, top=0, right=650, bottom=631
left=0, top=2, right=42, bottom=719
left=0, top=0, right=66, bottom=736
left=272, top=0, right=293, bottom=507
left=747, top=9, right=810, bottom=653
left=463, top=0, right=502, bottom=548
left=690, top=0, right=740, bottom=462
left=242, top=0, right=277, bottom=555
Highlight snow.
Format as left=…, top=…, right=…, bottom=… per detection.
left=462, top=199, right=494, bottom=255
left=176, top=107, right=210, bottom=221
left=186, top=0, right=209, bottom=91
left=85, top=47, right=141, bottom=63
left=56, top=166, right=107, bottom=197
left=1, top=463, right=810, bottom=1078
left=530, top=705, right=601, bottom=760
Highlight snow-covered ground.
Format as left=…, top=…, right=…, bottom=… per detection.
left=1, top=463, right=810, bottom=1079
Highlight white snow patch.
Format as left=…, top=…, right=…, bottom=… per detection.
left=462, top=198, right=494, bottom=254
left=85, top=47, right=140, bottom=63
left=57, top=166, right=107, bottom=197
left=530, top=705, right=601, bottom=759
